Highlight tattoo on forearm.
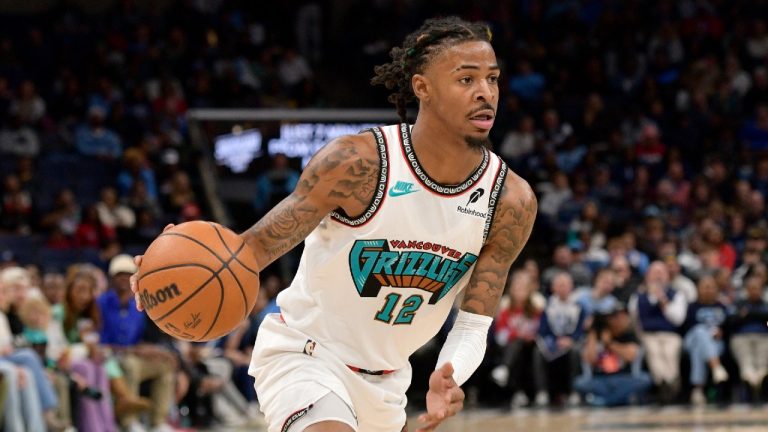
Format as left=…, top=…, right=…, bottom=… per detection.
left=242, top=138, right=379, bottom=269
left=461, top=181, right=537, bottom=316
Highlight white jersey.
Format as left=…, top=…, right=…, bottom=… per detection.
left=277, top=123, right=508, bottom=371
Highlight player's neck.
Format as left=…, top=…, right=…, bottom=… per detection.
left=410, top=118, right=484, bottom=186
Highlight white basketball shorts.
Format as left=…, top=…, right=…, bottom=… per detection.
left=249, top=314, right=411, bottom=432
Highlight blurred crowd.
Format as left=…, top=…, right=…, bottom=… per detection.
left=0, top=0, right=768, bottom=429
left=0, top=256, right=270, bottom=431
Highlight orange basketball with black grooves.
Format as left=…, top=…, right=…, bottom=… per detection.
left=138, top=221, right=260, bottom=341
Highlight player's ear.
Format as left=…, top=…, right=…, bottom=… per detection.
left=412, top=73, right=430, bottom=103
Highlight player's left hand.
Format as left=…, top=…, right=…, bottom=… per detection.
left=415, top=362, right=464, bottom=432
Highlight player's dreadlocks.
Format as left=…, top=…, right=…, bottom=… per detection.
left=371, top=16, right=493, bottom=123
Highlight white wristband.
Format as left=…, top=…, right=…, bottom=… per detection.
left=436, top=310, right=493, bottom=386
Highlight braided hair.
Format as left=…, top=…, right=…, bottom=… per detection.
left=371, top=16, right=493, bottom=123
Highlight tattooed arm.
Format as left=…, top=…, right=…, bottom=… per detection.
left=240, top=133, right=380, bottom=271
left=418, top=173, right=536, bottom=430
left=130, top=133, right=379, bottom=311
left=460, top=172, right=537, bottom=316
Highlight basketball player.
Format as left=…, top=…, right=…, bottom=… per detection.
left=131, top=16, right=536, bottom=432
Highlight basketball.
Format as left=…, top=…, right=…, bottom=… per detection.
left=137, top=221, right=260, bottom=341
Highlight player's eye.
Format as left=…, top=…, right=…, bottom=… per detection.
left=488, top=75, right=499, bottom=84
left=459, top=76, right=473, bottom=85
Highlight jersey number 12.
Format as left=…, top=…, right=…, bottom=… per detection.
left=375, top=293, right=424, bottom=325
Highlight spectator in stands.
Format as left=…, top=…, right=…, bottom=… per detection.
left=752, top=159, right=768, bottom=201
left=537, top=109, right=573, bottom=151
left=0, top=275, right=49, bottom=431
left=163, top=171, right=200, bottom=223
left=492, top=270, right=544, bottom=408
left=558, top=177, right=592, bottom=227
left=222, top=294, right=265, bottom=404
left=683, top=275, right=730, bottom=405
left=728, top=275, right=768, bottom=400
left=498, top=115, right=535, bottom=168
left=41, top=188, right=81, bottom=238
left=176, top=342, right=220, bottom=427
left=610, top=253, right=643, bottom=304
left=277, top=47, right=313, bottom=102
left=537, top=272, right=586, bottom=407
left=152, top=78, right=188, bottom=120
left=252, top=154, right=300, bottom=218
left=87, top=77, right=121, bottom=118
left=636, top=124, right=666, bottom=169
left=97, top=255, right=175, bottom=432
left=96, top=186, right=136, bottom=233
left=0, top=374, right=8, bottom=425
left=662, top=160, right=691, bottom=209
left=590, top=165, right=623, bottom=214
left=662, top=250, right=698, bottom=303
left=16, top=294, right=77, bottom=430
left=744, top=65, right=768, bottom=115
left=0, top=113, right=40, bottom=157
left=0, top=76, right=11, bottom=123
left=741, top=104, right=768, bottom=151
left=1, top=173, right=33, bottom=233
left=10, top=80, right=46, bottom=126
left=537, top=171, right=572, bottom=228
left=576, top=268, right=620, bottom=324
left=184, top=337, right=262, bottom=427
left=0, top=267, right=70, bottom=430
left=75, top=205, right=117, bottom=249
left=42, top=270, right=66, bottom=309
left=509, top=60, right=546, bottom=103
left=575, top=303, right=651, bottom=406
left=541, top=244, right=592, bottom=293
left=2, top=266, right=39, bottom=335
left=62, top=269, right=151, bottom=429
left=630, top=261, right=687, bottom=403
left=75, top=106, right=122, bottom=160
left=126, top=179, right=162, bottom=219
left=117, top=148, right=159, bottom=202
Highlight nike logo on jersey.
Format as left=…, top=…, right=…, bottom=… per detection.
left=388, top=181, right=419, bottom=197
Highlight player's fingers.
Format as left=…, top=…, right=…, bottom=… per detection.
left=133, top=254, right=143, bottom=266
left=447, top=399, right=464, bottom=416
left=439, top=362, right=454, bottom=379
left=134, top=292, right=144, bottom=311
left=418, top=409, right=445, bottom=423
left=163, top=223, right=175, bottom=232
left=450, top=387, right=465, bottom=403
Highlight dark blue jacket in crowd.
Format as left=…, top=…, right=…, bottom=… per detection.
left=729, top=299, right=768, bottom=334
left=683, top=301, right=728, bottom=334
left=537, top=295, right=586, bottom=360
left=636, top=288, right=680, bottom=333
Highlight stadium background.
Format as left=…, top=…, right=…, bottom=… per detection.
left=1, top=0, right=768, bottom=430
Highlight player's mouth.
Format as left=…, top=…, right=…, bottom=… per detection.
left=468, top=109, right=495, bottom=130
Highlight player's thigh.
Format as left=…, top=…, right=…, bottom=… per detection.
left=303, top=421, right=356, bottom=432
left=280, top=391, right=357, bottom=432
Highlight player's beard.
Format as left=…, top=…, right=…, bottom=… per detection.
left=464, top=135, right=492, bottom=149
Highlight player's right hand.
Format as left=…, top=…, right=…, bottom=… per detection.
left=130, top=224, right=175, bottom=311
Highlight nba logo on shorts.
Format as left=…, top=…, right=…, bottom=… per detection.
left=303, top=339, right=317, bottom=356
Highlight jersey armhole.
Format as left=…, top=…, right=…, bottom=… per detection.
left=329, top=127, right=389, bottom=227
left=482, top=160, right=508, bottom=244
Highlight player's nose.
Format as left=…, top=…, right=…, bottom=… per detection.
left=474, top=81, right=493, bottom=102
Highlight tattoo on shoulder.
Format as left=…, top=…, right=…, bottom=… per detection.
left=244, top=137, right=380, bottom=268
left=327, top=145, right=380, bottom=210
left=461, top=179, right=537, bottom=316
